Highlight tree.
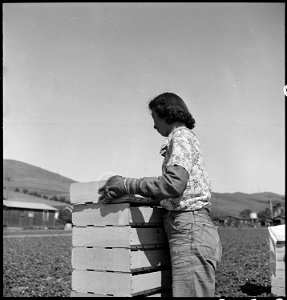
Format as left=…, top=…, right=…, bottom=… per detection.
left=239, top=209, right=252, bottom=219
left=58, top=208, right=72, bottom=224
left=59, top=196, right=67, bottom=203
left=257, top=207, right=272, bottom=219
left=29, top=191, right=41, bottom=197
left=273, top=203, right=282, bottom=218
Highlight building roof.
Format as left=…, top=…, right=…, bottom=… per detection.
left=3, top=200, right=58, bottom=211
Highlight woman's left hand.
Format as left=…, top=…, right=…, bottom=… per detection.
left=98, top=175, right=127, bottom=204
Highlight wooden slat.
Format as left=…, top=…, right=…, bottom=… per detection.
left=271, top=275, right=285, bottom=287
left=72, top=270, right=132, bottom=296
left=70, top=290, right=173, bottom=298
left=72, top=226, right=130, bottom=248
left=70, top=181, right=158, bottom=205
left=72, top=203, right=165, bottom=226
left=72, top=269, right=171, bottom=297
left=273, top=268, right=285, bottom=279
left=72, top=247, right=170, bottom=272
left=268, top=226, right=285, bottom=243
left=276, top=250, right=285, bottom=261
left=72, top=247, right=130, bottom=271
left=130, top=227, right=167, bottom=248
left=278, top=260, right=286, bottom=271
left=70, top=291, right=114, bottom=297
left=275, top=244, right=285, bottom=262
left=128, top=206, right=165, bottom=225
left=275, top=260, right=285, bottom=272
left=130, top=249, right=170, bottom=271
left=271, top=286, right=285, bottom=297
left=72, top=203, right=130, bottom=226
left=72, top=227, right=167, bottom=248
left=70, top=181, right=107, bottom=204
left=131, top=270, right=172, bottom=295
left=131, top=287, right=170, bottom=297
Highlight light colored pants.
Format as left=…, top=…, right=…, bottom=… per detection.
left=163, top=209, right=222, bottom=297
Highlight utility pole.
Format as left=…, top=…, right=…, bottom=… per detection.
left=5, top=177, right=10, bottom=199
left=4, top=167, right=13, bottom=200
left=269, top=196, right=273, bottom=219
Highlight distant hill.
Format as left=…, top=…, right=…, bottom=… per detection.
left=210, top=191, right=285, bottom=218
left=3, top=159, right=77, bottom=205
left=3, top=159, right=285, bottom=216
left=4, top=190, right=70, bottom=209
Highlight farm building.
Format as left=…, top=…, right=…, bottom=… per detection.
left=3, top=200, right=59, bottom=229
left=259, top=216, right=285, bottom=227
left=215, top=216, right=253, bottom=227
left=212, top=217, right=225, bottom=226
left=213, top=211, right=285, bottom=228
left=271, top=215, right=285, bottom=226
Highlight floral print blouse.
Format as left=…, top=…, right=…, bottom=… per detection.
left=159, top=126, right=212, bottom=211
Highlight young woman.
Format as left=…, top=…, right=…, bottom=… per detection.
left=98, top=92, right=222, bottom=297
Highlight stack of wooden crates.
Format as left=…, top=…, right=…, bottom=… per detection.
left=70, top=181, right=172, bottom=297
left=268, top=224, right=285, bottom=297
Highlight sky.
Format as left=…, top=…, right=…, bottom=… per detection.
left=3, top=3, right=285, bottom=195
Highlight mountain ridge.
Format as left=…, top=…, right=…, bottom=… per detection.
left=3, top=159, right=76, bottom=200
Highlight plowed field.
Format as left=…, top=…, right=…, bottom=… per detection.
left=3, top=228, right=276, bottom=297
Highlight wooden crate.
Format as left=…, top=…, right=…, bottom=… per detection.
left=268, top=225, right=285, bottom=297
left=70, top=181, right=172, bottom=297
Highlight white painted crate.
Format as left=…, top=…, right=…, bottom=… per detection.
left=268, top=225, right=285, bottom=297
left=70, top=181, right=172, bottom=297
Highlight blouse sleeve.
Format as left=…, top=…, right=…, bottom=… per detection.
left=136, top=165, right=189, bottom=201
left=165, top=130, right=193, bottom=174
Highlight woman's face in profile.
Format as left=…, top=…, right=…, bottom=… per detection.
left=151, top=110, right=170, bottom=137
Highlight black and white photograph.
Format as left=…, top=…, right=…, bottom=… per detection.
left=3, top=3, right=285, bottom=297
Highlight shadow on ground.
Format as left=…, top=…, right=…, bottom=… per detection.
left=240, top=282, right=271, bottom=296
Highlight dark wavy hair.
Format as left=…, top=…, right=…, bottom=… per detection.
left=148, top=92, right=195, bottom=129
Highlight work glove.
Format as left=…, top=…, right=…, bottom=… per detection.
left=98, top=175, right=139, bottom=204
